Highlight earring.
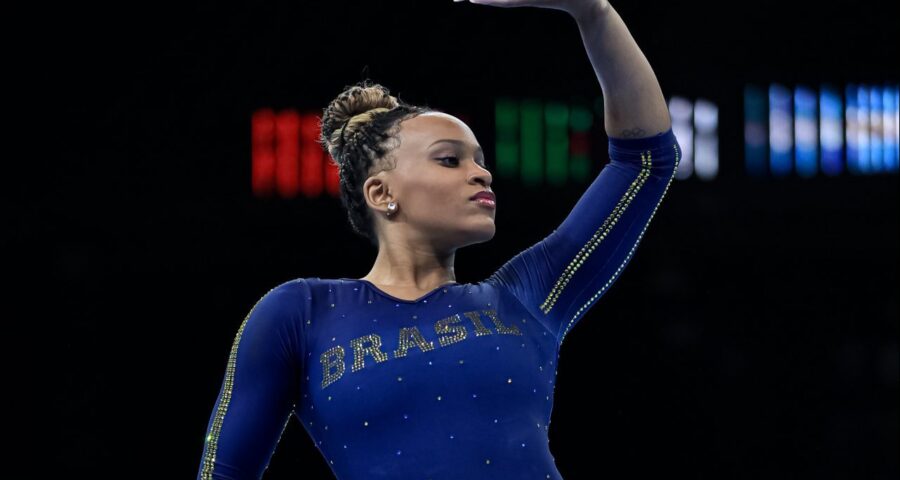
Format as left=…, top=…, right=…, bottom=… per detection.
left=386, top=201, right=397, bottom=217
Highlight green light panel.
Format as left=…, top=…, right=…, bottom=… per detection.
left=495, top=99, right=519, bottom=179
left=545, top=102, right=569, bottom=186
left=520, top=99, right=544, bottom=187
left=569, top=104, right=594, bottom=182
left=494, top=97, right=597, bottom=186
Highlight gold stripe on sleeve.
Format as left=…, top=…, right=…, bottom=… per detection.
left=200, top=289, right=274, bottom=479
left=539, top=148, right=654, bottom=316
left=559, top=142, right=680, bottom=344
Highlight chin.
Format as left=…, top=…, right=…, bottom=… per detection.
left=468, top=224, right=496, bottom=244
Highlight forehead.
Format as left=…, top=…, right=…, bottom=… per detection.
left=398, top=112, right=479, bottom=150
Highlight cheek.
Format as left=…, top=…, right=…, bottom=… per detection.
left=403, top=177, right=464, bottom=218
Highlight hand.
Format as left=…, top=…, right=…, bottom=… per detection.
left=456, top=0, right=610, bottom=20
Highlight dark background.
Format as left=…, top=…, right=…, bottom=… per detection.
left=24, top=0, right=898, bottom=477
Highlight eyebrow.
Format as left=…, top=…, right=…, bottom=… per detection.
left=428, top=139, right=484, bottom=153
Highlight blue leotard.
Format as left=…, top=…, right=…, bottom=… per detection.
left=197, top=127, right=681, bottom=479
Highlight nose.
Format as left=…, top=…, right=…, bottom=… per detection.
left=468, top=164, right=492, bottom=188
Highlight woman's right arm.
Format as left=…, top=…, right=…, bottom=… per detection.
left=197, top=282, right=305, bottom=480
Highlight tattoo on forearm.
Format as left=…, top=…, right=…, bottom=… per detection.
left=618, top=128, right=648, bottom=138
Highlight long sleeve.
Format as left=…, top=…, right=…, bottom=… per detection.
left=197, top=281, right=307, bottom=480
left=487, top=127, right=681, bottom=345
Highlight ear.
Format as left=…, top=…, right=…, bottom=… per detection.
left=363, top=174, right=394, bottom=216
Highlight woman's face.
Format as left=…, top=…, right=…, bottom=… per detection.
left=364, top=111, right=495, bottom=251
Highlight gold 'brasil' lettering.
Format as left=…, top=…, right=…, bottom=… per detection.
left=319, top=309, right=522, bottom=390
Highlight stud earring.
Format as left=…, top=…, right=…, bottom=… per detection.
left=386, top=201, right=397, bottom=217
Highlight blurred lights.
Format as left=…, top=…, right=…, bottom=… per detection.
left=251, top=83, right=900, bottom=200
left=744, top=82, right=899, bottom=177
left=668, top=95, right=719, bottom=181
left=693, top=98, right=720, bottom=181
left=769, top=83, right=794, bottom=178
left=252, top=108, right=329, bottom=198
left=820, top=85, right=844, bottom=176
left=794, top=85, right=818, bottom=178
left=669, top=96, right=694, bottom=180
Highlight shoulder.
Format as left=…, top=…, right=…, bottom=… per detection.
left=242, top=277, right=313, bottom=324
left=229, top=280, right=309, bottom=361
left=273, top=277, right=313, bottom=297
left=280, top=276, right=343, bottom=298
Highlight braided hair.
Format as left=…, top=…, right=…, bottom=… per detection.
left=318, top=79, right=437, bottom=248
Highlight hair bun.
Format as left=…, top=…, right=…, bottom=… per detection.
left=318, top=80, right=401, bottom=159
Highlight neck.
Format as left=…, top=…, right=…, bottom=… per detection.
left=360, top=239, right=457, bottom=289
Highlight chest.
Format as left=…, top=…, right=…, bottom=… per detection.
left=295, top=283, right=560, bottom=439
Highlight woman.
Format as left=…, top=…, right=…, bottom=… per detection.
left=198, top=0, right=681, bottom=478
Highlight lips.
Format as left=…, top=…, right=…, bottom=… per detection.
left=470, top=191, right=496, bottom=202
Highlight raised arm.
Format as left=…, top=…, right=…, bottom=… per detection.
left=570, top=0, right=672, bottom=137
left=465, top=0, right=672, bottom=137
left=471, top=0, right=680, bottom=344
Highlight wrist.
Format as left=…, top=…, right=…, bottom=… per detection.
left=569, top=0, right=611, bottom=24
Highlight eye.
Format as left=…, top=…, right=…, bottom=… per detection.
left=437, top=156, right=490, bottom=170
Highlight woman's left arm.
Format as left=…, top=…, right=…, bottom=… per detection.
left=571, top=1, right=672, bottom=138
left=463, top=0, right=672, bottom=139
